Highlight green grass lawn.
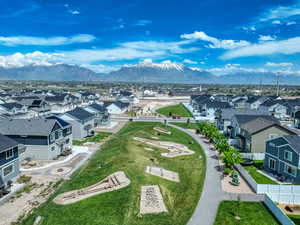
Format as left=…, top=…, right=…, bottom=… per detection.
left=288, top=214, right=300, bottom=224
left=156, top=104, right=193, bottom=118
left=72, top=132, right=112, bottom=146
left=171, top=122, right=200, bottom=130
left=214, top=201, right=280, bottom=225
left=20, top=122, right=205, bottom=225
left=243, top=161, right=277, bottom=185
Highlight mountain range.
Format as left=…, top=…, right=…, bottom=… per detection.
left=0, top=62, right=299, bottom=85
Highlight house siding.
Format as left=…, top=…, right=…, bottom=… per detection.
left=250, top=126, right=294, bottom=153
left=265, top=137, right=300, bottom=184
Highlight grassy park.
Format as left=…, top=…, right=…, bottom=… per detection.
left=72, top=132, right=112, bottom=146
left=214, top=201, right=280, bottom=225
left=20, top=122, right=205, bottom=225
left=156, top=104, right=193, bottom=118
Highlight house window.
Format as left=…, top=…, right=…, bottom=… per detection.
left=6, top=149, right=14, bottom=160
left=269, top=142, right=276, bottom=147
left=284, top=164, right=297, bottom=176
left=269, top=158, right=276, bottom=170
left=50, top=133, right=55, bottom=142
left=55, top=131, right=59, bottom=139
left=3, top=164, right=14, bottom=177
left=284, top=150, right=293, bottom=161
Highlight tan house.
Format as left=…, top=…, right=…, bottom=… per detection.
left=238, top=117, right=296, bottom=153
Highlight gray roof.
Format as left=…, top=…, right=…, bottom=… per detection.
left=221, top=108, right=268, bottom=120
left=0, top=102, right=24, bottom=110
left=0, top=118, right=60, bottom=136
left=234, top=114, right=279, bottom=126
left=66, top=107, right=95, bottom=121
left=241, top=117, right=282, bottom=134
left=0, top=134, right=18, bottom=153
left=283, top=135, right=300, bottom=154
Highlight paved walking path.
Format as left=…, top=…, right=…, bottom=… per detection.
left=168, top=124, right=263, bottom=225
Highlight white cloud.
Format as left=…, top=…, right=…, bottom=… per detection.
left=221, top=36, right=300, bottom=59
left=258, top=35, right=276, bottom=41
left=70, top=10, right=80, bottom=15
left=180, top=31, right=250, bottom=49
left=265, top=62, right=293, bottom=67
left=120, top=40, right=198, bottom=54
left=272, top=20, right=281, bottom=24
left=0, top=34, right=95, bottom=46
left=259, top=1, right=300, bottom=22
left=183, top=59, right=197, bottom=64
left=0, top=51, right=63, bottom=68
left=134, top=20, right=152, bottom=26
left=287, top=21, right=297, bottom=26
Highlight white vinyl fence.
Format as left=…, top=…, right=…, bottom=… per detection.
left=240, top=153, right=265, bottom=160
left=235, top=164, right=300, bottom=204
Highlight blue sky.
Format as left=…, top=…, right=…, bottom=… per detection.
left=0, top=0, right=299, bottom=75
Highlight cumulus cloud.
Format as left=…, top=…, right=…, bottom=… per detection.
left=221, top=36, right=300, bottom=59
left=265, top=62, right=293, bottom=67
left=258, top=35, right=276, bottom=41
left=0, top=51, right=63, bottom=68
left=0, top=34, right=95, bottom=46
left=259, top=1, right=300, bottom=22
left=180, top=31, right=250, bottom=49
left=183, top=59, right=197, bottom=64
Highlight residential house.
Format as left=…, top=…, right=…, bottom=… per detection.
left=245, top=96, right=269, bottom=110
left=215, top=108, right=269, bottom=134
left=84, top=103, right=110, bottom=126
left=0, top=103, right=30, bottom=119
left=59, top=107, right=95, bottom=139
left=0, top=134, right=21, bottom=194
left=203, top=101, right=231, bottom=120
left=44, top=94, right=76, bottom=113
left=103, top=101, right=129, bottom=114
left=231, top=115, right=295, bottom=153
left=0, top=118, right=72, bottom=160
left=264, top=135, right=300, bottom=184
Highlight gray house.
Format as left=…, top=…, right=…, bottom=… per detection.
left=84, top=103, right=110, bottom=126
left=231, top=115, right=295, bottom=153
left=0, top=118, right=72, bottom=160
left=264, top=135, right=300, bottom=184
left=0, top=134, right=21, bottom=194
left=59, top=107, right=95, bottom=140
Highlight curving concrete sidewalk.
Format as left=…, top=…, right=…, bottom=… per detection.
left=168, top=123, right=224, bottom=225
left=169, top=124, right=264, bottom=225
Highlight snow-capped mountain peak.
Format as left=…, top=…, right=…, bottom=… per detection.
left=136, top=60, right=184, bottom=71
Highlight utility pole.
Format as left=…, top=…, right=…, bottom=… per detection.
left=276, top=72, right=280, bottom=97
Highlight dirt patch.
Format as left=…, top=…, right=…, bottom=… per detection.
left=53, top=171, right=130, bottom=205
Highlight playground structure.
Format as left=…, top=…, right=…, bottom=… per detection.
left=53, top=171, right=130, bottom=205
left=146, top=166, right=180, bottom=182
left=153, top=127, right=171, bottom=135
left=140, top=185, right=168, bottom=214
left=133, top=137, right=194, bottom=157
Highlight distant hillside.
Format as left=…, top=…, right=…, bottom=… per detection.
left=0, top=63, right=300, bottom=85
left=0, top=64, right=102, bottom=81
